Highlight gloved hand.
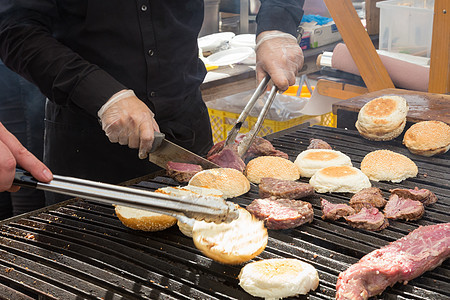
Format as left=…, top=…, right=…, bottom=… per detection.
left=98, top=90, right=160, bottom=159
left=255, top=30, right=304, bottom=92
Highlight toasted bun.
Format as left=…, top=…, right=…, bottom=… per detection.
left=188, top=168, right=250, bottom=198
left=356, top=95, right=408, bottom=141
left=115, top=205, right=177, bottom=232
left=238, top=258, right=319, bottom=298
left=360, top=150, right=418, bottom=183
left=192, top=206, right=268, bottom=264
left=294, top=149, right=352, bottom=177
left=309, top=166, right=371, bottom=193
left=245, top=156, right=300, bottom=184
left=403, top=121, right=450, bottom=156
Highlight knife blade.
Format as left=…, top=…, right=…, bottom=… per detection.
left=149, top=132, right=219, bottom=170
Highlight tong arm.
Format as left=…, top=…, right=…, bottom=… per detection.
left=14, top=169, right=238, bottom=223
left=224, top=75, right=270, bottom=146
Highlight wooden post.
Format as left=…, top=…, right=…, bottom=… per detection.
left=323, top=0, right=394, bottom=92
left=365, top=0, right=383, bottom=36
left=428, top=0, right=450, bottom=94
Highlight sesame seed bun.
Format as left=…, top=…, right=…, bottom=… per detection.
left=356, top=96, right=408, bottom=141
left=188, top=168, right=250, bottom=198
left=245, top=156, right=300, bottom=184
left=360, top=150, right=418, bottom=183
left=294, top=149, right=353, bottom=177
left=309, top=166, right=371, bottom=193
left=192, top=206, right=268, bottom=265
left=403, top=121, right=450, bottom=157
left=238, top=258, right=319, bottom=298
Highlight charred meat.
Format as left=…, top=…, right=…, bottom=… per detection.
left=349, top=187, right=387, bottom=212
left=307, top=138, right=332, bottom=150
left=344, top=207, right=388, bottom=231
left=246, top=197, right=314, bottom=230
left=259, top=177, right=314, bottom=199
left=384, top=194, right=424, bottom=221
left=321, top=198, right=356, bottom=221
left=390, top=187, right=438, bottom=206
left=166, top=161, right=202, bottom=183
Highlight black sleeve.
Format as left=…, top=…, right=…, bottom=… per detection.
left=256, top=0, right=305, bottom=37
left=0, top=2, right=126, bottom=117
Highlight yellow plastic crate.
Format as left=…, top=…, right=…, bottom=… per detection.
left=208, top=108, right=336, bottom=143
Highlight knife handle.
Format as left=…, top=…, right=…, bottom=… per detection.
left=149, top=131, right=165, bottom=153
left=13, top=168, right=39, bottom=189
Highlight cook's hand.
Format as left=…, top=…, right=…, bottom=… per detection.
left=0, top=122, right=53, bottom=192
left=98, top=90, right=160, bottom=159
left=255, top=30, right=304, bottom=92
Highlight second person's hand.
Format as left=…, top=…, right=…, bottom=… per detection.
left=98, top=90, right=160, bottom=159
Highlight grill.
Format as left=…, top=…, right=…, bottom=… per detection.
left=0, top=125, right=449, bottom=300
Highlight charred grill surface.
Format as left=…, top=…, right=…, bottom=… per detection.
left=0, top=126, right=448, bottom=299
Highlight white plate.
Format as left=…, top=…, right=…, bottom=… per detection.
left=205, top=47, right=255, bottom=66
left=198, top=32, right=236, bottom=52
left=230, top=34, right=256, bottom=49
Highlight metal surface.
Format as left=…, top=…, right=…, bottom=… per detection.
left=0, top=125, right=449, bottom=299
left=14, top=170, right=237, bottom=223
left=148, top=137, right=220, bottom=170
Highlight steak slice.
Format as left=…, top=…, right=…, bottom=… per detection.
left=307, top=138, right=332, bottom=150
left=207, top=144, right=246, bottom=172
left=336, top=223, right=450, bottom=300
left=166, top=161, right=203, bottom=183
left=349, top=187, right=387, bottom=212
left=390, top=187, right=438, bottom=206
left=246, top=197, right=314, bottom=230
left=384, top=194, right=424, bottom=221
left=258, top=177, right=314, bottom=199
left=321, top=198, right=355, bottom=221
left=344, top=207, right=388, bottom=231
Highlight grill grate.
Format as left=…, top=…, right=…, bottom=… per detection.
left=0, top=125, right=449, bottom=299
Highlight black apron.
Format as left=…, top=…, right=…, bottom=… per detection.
left=43, top=89, right=213, bottom=205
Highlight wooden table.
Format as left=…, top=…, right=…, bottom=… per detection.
left=332, top=88, right=450, bottom=130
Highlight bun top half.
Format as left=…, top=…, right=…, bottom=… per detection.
left=188, top=168, right=250, bottom=198
left=245, top=156, right=300, bottom=184
left=403, top=121, right=450, bottom=156
left=361, top=150, right=418, bottom=182
left=294, top=149, right=352, bottom=177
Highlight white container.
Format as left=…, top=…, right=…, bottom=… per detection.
left=377, top=0, right=434, bottom=57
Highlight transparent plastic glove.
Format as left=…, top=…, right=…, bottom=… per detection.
left=98, top=90, right=160, bottom=159
left=255, top=30, right=304, bottom=92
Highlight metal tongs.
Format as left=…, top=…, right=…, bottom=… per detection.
left=13, top=169, right=239, bottom=224
left=225, top=27, right=304, bottom=158
left=225, top=75, right=277, bottom=158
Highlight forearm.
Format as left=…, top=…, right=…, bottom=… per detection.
left=256, top=0, right=305, bottom=36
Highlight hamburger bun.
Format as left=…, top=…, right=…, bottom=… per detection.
left=188, top=168, right=250, bottom=198
left=157, top=186, right=224, bottom=238
left=309, top=165, right=371, bottom=193
left=360, top=150, right=418, bottom=183
left=115, top=205, right=177, bottom=232
left=356, top=95, right=408, bottom=141
left=238, top=258, right=319, bottom=298
left=403, top=121, right=450, bottom=157
left=294, top=149, right=352, bottom=177
left=245, top=156, right=300, bottom=184
left=192, top=206, right=267, bottom=265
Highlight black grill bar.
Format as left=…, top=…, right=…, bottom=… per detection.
left=0, top=125, right=448, bottom=299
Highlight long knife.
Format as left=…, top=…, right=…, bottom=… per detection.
left=149, top=132, right=219, bottom=170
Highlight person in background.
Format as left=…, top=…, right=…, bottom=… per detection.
left=0, top=1, right=305, bottom=206
left=0, top=122, right=53, bottom=196
left=0, top=61, right=47, bottom=219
